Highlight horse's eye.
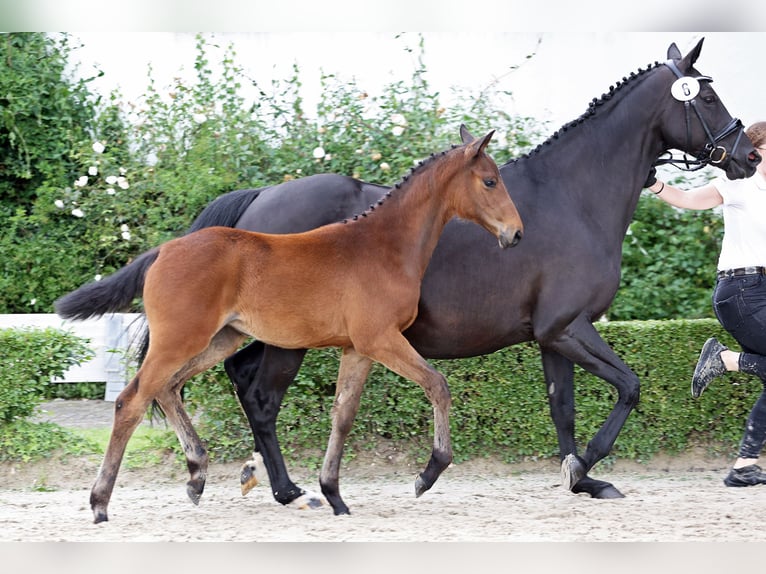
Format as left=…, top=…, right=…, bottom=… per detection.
left=484, top=178, right=497, bottom=188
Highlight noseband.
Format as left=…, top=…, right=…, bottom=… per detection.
left=653, top=59, right=744, bottom=172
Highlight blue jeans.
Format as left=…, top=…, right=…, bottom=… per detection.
left=713, top=274, right=766, bottom=459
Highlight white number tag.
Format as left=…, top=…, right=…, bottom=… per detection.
left=671, top=77, right=700, bottom=102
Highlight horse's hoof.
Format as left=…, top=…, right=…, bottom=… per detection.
left=186, top=477, right=206, bottom=505
left=240, top=462, right=259, bottom=496
left=288, top=491, right=326, bottom=510
left=414, top=474, right=428, bottom=497
left=93, top=509, right=108, bottom=524
left=561, top=453, right=586, bottom=491
left=594, top=484, right=625, bottom=499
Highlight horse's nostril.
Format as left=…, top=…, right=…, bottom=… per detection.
left=749, top=150, right=763, bottom=163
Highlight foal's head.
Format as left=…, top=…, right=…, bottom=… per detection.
left=448, top=128, right=523, bottom=248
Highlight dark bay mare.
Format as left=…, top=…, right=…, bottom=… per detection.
left=160, top=39, right=759, bottom=512
left=56, top=131, right=523, bottom=521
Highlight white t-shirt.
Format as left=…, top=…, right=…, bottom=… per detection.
left=712, top=171, right=766, bottom=271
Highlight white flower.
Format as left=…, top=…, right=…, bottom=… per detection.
left=106, top=188, right=116, bottom=195
left=94, top=274, right=103, bottom=282
left=121, top=231, right=131, bottom=241
left=71, top=208, right=85, bottom=218
left=105, top=175, right=118, bottom=185
left=117, top=177, right=130, bottom=190
left=29, top=298, right=36, bottom=306
left=379, top=162, right=391, bottom=171
left=54, top=199, right=65, bottom=209
left=391, top=125, right=405, bottom=137
left=88, top=165, right=98, bottom=176
left=74, top=176, right=88, bottom=187
left=312, top=146, right=326, bottom=160
left=390, top=113, right=407, bottom=127
left=119, top=167, right=127, bottom=175
left=92, top=141, right=105, bottom=154
left=193, top=113, right=207, bottom=124
left=120, top=224, right=130, bottom=232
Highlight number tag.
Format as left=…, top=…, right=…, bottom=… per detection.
left=671, top=77, right=700, bottom=102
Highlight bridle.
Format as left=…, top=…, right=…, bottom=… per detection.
left=653, top=59, right=745, bottom=172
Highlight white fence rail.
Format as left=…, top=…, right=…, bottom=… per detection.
left=0, top=313, right=143, bottom=401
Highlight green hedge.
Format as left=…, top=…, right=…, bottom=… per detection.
left=0, top=326, right=95, bottom=461
left=186, top=318, right=759, bottom=465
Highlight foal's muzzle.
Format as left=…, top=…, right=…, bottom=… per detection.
left=498, top=228, right=523, bottom=249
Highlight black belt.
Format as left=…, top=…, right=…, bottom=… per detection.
left=717, top=266, right=766, bottom=280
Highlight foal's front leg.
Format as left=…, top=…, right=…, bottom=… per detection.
left=366, top=332, right=453, bottom=498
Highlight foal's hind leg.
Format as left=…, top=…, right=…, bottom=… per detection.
left=319, top=348, right=373, bottom=515
left=90, top=361, right=179, bottom=523
left=157, top=326, right=248, bottom=505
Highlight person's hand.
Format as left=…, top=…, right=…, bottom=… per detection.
left=643, top=166, right=657, bottom=189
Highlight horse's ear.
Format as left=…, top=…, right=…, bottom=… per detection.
left=466, top=130, right=495, bottom=158
left=680, top=37, right=704, bottom=68
left=667, top=42, right=682, bottom=60
left=459, top=124, right=475, bottom=144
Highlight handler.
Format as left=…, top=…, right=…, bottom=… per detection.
left=645, top=121, right=766, bottom=488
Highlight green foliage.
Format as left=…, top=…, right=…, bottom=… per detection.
left=0, top=326, right=97, bottom=461
left=612, top=189, right=723, bottom=320
left=0, top=327, right=93, bottom=423
left=186, top=319, right=755, bottom=465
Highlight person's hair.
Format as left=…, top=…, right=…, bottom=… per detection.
left=745, top=121, right=766, bottom=147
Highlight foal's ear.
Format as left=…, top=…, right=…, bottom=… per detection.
left=459, top=124, right=475, bottom=144
left=466, top=130, right=495, bottom=158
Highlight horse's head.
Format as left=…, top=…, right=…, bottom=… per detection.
left=655, top=38, right=759, bottom=180
left=454, top=127, right=523, bottom=248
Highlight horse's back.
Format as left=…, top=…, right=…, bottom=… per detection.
left=235, top=174, right=388, bottom=233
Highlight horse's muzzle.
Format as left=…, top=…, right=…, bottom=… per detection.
left=498, top=228, right=523, bottom=249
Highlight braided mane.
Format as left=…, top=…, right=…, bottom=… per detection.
left=503, top=60, right=663, bottom=165
left=341, top=144, right=459, bottom=224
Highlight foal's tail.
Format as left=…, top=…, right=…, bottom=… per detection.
left=54, top=248, right=160, bottom=321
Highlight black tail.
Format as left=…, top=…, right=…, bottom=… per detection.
left=186, top=187, right=263, bottom=234
left=54, top=248, right=160, bottom=321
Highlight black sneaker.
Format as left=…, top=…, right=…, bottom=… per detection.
left=691, top=337, right=728, bottom=398
left=723, top=465, right=766, bottom=487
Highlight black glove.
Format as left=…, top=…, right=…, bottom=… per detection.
left=643, top=167, right=657, bottom=189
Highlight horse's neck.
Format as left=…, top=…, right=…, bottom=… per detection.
left=356, top=163, right=454, bottom=273
left=522, top=79, right=665, bottom=238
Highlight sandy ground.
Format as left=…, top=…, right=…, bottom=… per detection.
left=3, top=448, right=766, bottom=543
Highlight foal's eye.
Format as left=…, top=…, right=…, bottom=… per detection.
left=483, top=178, right=497, bottom=188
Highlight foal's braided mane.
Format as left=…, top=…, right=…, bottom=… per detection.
left=341, top=143, right=460, bottom=224
left=503, top=60, right=663, bottom=166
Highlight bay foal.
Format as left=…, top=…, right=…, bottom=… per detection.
left=55, top=130, right=523, bottom=521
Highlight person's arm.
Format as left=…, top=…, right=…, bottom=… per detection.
left=646, top=178, right=723, bottom=210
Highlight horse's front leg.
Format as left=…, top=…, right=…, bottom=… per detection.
left=540, top=347, right=625, bottom=499
left=228, top=344, right=324, bottom=509
left=541, top=314, right=639, bottom=498
left=319, top=348, right=373, bottom=515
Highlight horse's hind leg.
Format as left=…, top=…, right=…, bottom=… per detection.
left=319, top=348, right=373, bottom=515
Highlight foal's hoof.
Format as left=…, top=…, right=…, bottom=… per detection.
left=186, top=477, right=206, bottom=506
left=240, top=461, right=259, bottom=496
left=561, top=453, right=586, bottom=491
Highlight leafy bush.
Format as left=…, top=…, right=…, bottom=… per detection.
left=0, top=326, right=96, bottom=461
left=0, top=327, right=93, bottom=423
